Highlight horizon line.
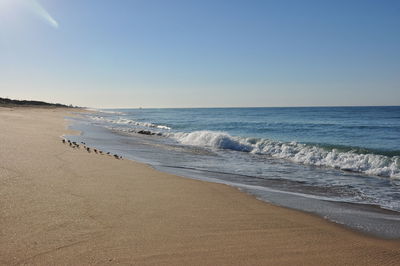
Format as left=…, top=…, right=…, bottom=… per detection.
left=91, top=104, right=400, bottom=110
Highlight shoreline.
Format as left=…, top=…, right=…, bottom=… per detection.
left=69, top=109, right=400, bottom=239
left=155, top=164, right=400, bottom=238
left=1, top=107, right=399, bottom=265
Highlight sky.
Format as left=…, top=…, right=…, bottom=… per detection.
left=0, top=0, right=399, bottom=108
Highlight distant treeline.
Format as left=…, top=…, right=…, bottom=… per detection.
left=0, top=97, right=72, bottom=107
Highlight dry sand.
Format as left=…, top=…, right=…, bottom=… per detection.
left=0, top=107, right=399, bottom=265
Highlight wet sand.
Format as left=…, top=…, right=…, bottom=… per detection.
left=1, top=107, right=399, bottom=265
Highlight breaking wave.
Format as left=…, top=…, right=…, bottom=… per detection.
left=86, top=112, right=400, bottom=179
left=90, top=116, right=171, bottom=130
left=167, top=131, right=400, bottom=178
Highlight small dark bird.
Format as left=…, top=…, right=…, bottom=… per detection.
left=69, top=142, right=72, bottom=146
left=119, top=156, right=122, bottom=159
left=62, top=139, right=66, bottom=144
left=76, top=144, right=80, bottom=148
left=94, top=149, right=98, bottom=154
left=106, top=152, right=110, bottom=155
left=99, top=151, right=103, bottom=154
left=86, top=147, right=91, bottom=152
left=81, top=142, right=86, bottom=145
left=113, top=154, right=119, bottom=159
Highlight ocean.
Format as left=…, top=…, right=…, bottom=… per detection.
left=67, top=106, right=400, bottom=238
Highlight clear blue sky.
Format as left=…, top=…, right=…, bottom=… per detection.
left=1, top=0, right=399, bottom=108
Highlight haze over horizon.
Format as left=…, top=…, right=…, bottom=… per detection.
left=1, top=0, right=399, bottom=108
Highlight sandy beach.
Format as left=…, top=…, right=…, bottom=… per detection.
left=0, top=107, right=399, bottom=265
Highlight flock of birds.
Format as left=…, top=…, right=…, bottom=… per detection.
left=61, top=138, right=122, bottom=159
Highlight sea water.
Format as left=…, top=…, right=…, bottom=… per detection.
left=67, top=106, right=400, bottom=238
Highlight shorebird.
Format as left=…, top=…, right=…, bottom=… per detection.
left=86, top=147, right=91, bottom=152
left=113, top=154, right=119, bottom=159
left=94, top=149, right=98, bottom=154
left=106, top=152, right=110, bottom=155
left=62, top=139, right=66, bottom=144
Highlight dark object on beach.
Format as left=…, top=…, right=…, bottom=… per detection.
left=94, top=149, right=98, bottom=153
left=81, top=142, right=86, bottom=145
left=76, top=144, right=79, bottom=148
left=113, top=154, right=120, bottom=159
left=137, top=130, right=154, bottom=135
left=67, top=140, right=71, bottom=143
left=86, top=147, right=91, bottom=152
left=99, top=151, right=103, bottom=154
left=62, top=139, right=66, bottom=144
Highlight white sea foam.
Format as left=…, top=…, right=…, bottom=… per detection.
left=90, top=116, right=171, bottom=130
left=169, top=131, right=253, bottom=151
left=167, top=130, right=400, bottom=178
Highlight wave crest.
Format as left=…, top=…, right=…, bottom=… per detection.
left=168, top=130, right=400, bottom=178
left=90, top=116, right=171, bottom=130
left=169, top=131, right=253, bottom=151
